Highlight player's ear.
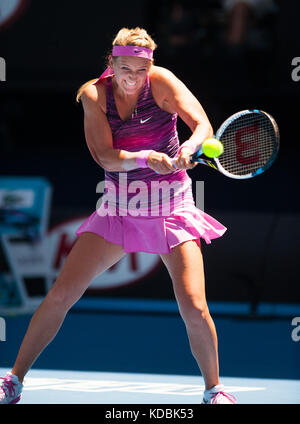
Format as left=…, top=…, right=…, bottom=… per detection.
left=108, top=55, right=114, bottom=69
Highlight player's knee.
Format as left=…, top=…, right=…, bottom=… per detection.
left=181, top=301, right=210, bottom=330
left=46, top=281, right=77, bottom=311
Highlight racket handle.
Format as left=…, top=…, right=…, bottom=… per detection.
left=190, top=148, right=203, bottom=163
left=171, top=147, right=203, bottom=168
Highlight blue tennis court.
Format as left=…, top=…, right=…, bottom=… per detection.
left=2, top=368, right=298, bottom=404
left=1, top=298, right=299, bottom=404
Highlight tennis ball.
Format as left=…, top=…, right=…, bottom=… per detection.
left=202, top=138, right=224, bottom=158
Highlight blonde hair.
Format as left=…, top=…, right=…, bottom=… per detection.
left=112, top=27, right=157, bottom=50
left=76, top=27, right=156, bottom=103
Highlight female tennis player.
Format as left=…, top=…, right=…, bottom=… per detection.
left=0, top=27, right=236, bottom=404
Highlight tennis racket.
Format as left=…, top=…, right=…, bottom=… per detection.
left=176, top=109, right=279, bottom=179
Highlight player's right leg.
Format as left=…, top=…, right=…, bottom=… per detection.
left=0, top=232, right=125, bottom=404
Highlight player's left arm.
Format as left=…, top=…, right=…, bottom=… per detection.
left=150, top=66, right=213, bottom=168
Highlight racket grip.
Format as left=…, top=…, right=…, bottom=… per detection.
left=171, top=158, right=177, bottom=169
left=190, top=148, right=203, bottom=163
left=172, top=147, right=203, bottom=168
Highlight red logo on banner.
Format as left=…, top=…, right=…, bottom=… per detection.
left=235, top=124, right=260, bottom=165
left=47, top=217, right=161, bottom=292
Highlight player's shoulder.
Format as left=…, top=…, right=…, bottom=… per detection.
left=150, top=65, right=178, bottom=85
left=81, top=80, right=100, bottom=101
left=80, top=79, right=106, bottom=113
left=150, top=66, right=186, bottom=105
left=150, top=66, right=183, bottom=97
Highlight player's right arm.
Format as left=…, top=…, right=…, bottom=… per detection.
left=81, top=83, right=130, bottom=172
left=81, top=83, right=173, bottom=174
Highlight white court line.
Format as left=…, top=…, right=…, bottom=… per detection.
left=23, top=378, right=265, bottom=396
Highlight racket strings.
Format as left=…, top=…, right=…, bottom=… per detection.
left=218, top=113, right=278, bottom=176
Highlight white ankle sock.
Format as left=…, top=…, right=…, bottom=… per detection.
left=203, top=384, right=224, bottom=401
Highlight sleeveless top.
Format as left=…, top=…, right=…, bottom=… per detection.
left=96, top=74, right=192, bottom=215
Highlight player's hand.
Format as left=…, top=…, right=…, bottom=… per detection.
left=173, top=147, right=198, bottom=170
left=147, top=151, right=175, bottom=174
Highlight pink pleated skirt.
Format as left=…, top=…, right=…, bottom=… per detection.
left=76, top=176, right=226, bottom=254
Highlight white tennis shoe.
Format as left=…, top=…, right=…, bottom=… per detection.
left=0, top=372, right=23, bottom=404
left=202, top=384, right=237, bottom=404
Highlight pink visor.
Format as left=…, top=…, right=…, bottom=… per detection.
left=93, top=45, right=153, bottom=85
left=112, top=45, right=153, bottom=60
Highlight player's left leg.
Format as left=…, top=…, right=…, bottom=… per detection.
left=160, top=240, right=219, bottom=390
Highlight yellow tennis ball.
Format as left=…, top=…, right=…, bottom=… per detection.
left=202, top=138, right=224, bottom=158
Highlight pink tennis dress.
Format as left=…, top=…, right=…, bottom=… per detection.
left=76, top=73, right=226, bottom=254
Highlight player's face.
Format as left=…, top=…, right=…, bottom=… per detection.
left=111, top=56, right=151, bottom=94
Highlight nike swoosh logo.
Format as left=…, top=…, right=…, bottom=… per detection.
left=140, top=117, right=152, bottom=124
